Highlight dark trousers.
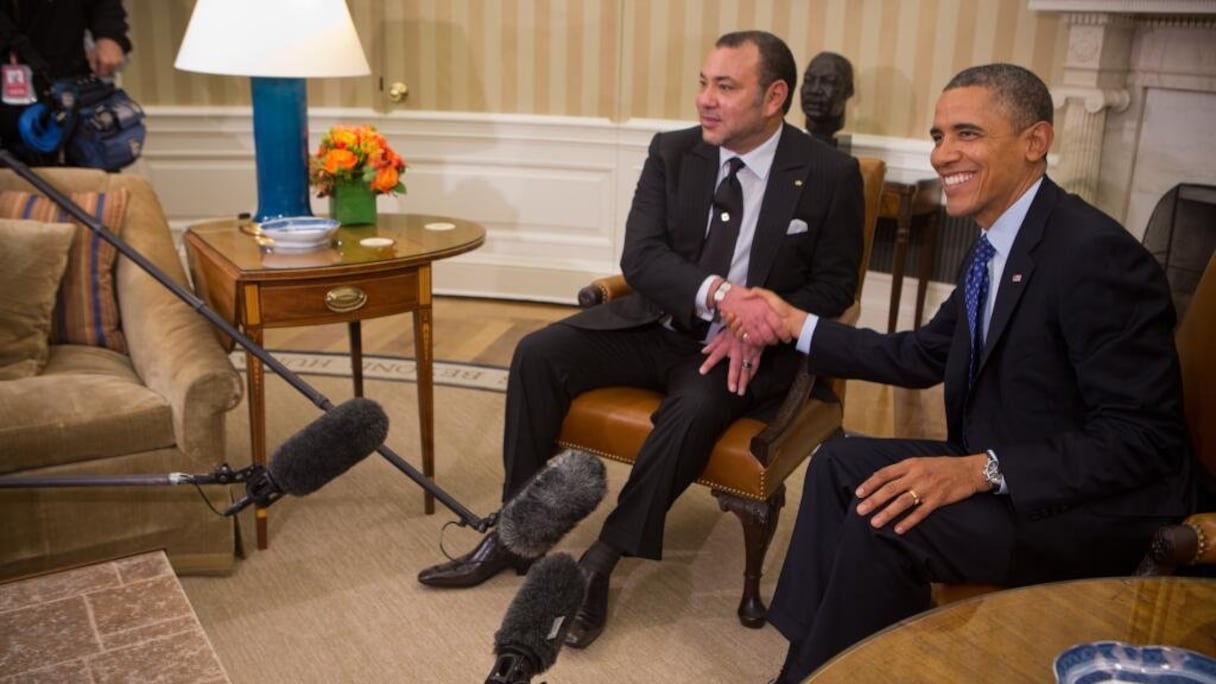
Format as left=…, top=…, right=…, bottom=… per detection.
left=501, top=320, right=799, bottom=560
left=767, top=436, right=1014, bottom=681
left=766, top=434, right=1172, bottom=682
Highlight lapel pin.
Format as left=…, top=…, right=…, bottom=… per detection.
left=794, top=179, right=804, bottom=186
left=720, top=212, right=731, bottom=222
left=1012, top=274, right=1023, bottom=283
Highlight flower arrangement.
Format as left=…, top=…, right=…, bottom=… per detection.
left=309, top=124, right=407, bottom=197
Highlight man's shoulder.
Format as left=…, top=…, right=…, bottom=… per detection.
left=651, top=125, right=710, bottom=154
left=1041, top=179, right=1135, bottom=242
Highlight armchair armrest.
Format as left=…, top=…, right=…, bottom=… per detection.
left=115, top=182, right=242, bottom=464
left=1136, top=512, right=1216, bottom=575
left=750, top=299, right=858, bottom=465
left=577, top=274, right=632, bottom=307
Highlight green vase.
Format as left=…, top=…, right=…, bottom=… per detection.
left=330, top=181, right=378, bottom=226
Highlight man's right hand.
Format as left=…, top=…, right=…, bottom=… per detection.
left=724, top=288, right=806, bottom=343
left=715, top=283, right=786, bottom=346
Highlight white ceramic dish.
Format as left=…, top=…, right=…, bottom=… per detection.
left=1054, top=641, right=1216, bottom=683
left=258, top=216, right=340, bottom=251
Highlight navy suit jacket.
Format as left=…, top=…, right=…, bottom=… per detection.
left=809, top=177, right=1194, bottom=531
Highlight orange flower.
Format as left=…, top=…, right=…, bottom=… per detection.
left=370, top=166, right=399, bottom=194
left=309, top=124, right=407, bottom=197
left=322, top=148, right=358, bottom=174
left=331, top=127, right=358, bottom=149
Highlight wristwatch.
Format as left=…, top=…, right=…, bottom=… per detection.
left=712, top=281, right=732, bottom=308
left=982, top=451, right=1003, bottom=492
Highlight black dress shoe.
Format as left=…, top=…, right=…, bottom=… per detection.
left=563, top=568, right=610, bottom=649
left=417, top=532, right=533, bottom=588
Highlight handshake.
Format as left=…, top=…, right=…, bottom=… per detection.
left=699, top=283, right=810, bottom=395
left=716, top=285, right=809, bottom=347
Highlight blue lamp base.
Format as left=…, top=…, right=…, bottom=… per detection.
left=250, top=77, right=312, bottom=222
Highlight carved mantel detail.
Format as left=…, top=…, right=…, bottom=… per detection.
left=1031, top=0, right=1216, bottom=213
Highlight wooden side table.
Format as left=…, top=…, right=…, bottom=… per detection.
left=881, top=171, right=941, bottom=333
left=185, top=214, right=485, bottom=549
left=806, top=576, right=1216, bottom=683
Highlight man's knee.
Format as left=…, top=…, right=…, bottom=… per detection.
left=652, top=386, right=738, bottom=434
left=511, top=325, right=571, bottom=371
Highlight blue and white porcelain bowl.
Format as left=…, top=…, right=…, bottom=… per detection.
left=258, top=216, right=340, bottom=252
left=1054, top=641, right=1216, bottom=683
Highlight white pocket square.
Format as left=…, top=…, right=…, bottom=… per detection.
left=786, top=219, right=809, bottom=235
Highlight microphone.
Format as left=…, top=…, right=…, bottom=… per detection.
left=496, top=449, right=607, bottom=559
left=224, top=398, right=389, bottom=515
left=486, top=553, right=587, bottom=684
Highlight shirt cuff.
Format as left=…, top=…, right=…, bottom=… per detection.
left=695, top=276, right=718, bottom=321
left=795, top=314, right=820, bottom=355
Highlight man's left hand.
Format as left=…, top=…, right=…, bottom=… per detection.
left=854, top=454, right=990, bottom=534
left=89, top=38, right=125, bottom=77
left=699, top=329, right=765, bottom=395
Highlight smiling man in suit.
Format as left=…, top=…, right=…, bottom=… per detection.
left=715, top=63, right=1197, bottom=682
left=417, top=30, right=864, bottom=648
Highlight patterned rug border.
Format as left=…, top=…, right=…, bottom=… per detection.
left=228, top=350, right=508, bottom=393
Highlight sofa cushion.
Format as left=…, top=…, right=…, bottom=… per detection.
left=0, top=190, right=130, bottom=354
left=0, top=345, right=176, bottom=473
left=0, top=219, right=77, bottom=380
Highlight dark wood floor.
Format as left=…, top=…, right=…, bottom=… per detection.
left=260, top=295, right=946, bottom=440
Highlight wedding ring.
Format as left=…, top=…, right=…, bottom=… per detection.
left=907, top=489, right=922, bottom=507
left=742, top=359, right=754, bottom=370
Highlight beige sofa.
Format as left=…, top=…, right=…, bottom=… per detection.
left=0, top=167, right=243, bottom=578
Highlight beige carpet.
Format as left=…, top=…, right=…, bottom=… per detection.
left=181, top=355, right=803, bottom=683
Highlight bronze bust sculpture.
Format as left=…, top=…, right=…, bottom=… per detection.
left=801, top=51, right=855, bottom=146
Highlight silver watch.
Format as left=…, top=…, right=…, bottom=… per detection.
left=712, top=281, right=732, bottom=308
left=982, top=451, right=1002, bottom=491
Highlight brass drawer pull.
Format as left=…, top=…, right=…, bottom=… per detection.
left=325, top=286, right=367, bottom=313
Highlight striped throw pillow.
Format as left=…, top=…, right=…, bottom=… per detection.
left=0, top=190, right=130, bottom=354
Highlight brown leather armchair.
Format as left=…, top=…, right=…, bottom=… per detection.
left=1137, top=250, right=1216, bottom=576
left=556, top=157, right=887, bottom=627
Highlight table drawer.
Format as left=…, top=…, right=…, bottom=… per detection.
left=255, top=270, right=421, bottom=326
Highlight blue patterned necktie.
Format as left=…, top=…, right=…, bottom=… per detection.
left=964, top=234, right=997, bottom=389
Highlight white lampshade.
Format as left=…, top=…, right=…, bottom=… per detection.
left=175, top=0, right=370, bottom=78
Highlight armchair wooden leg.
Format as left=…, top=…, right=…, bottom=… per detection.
left=713, top=486, right=785, bottom=628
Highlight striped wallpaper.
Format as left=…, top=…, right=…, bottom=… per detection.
left=122, top=0, right=1067, bottom=141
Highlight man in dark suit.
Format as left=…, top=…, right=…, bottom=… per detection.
left=716, top=63, right=1196, bottom=682
left=416, top=30, right=864, bottom=648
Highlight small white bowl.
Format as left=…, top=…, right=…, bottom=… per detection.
left=258, top=217, right=340, bottom=251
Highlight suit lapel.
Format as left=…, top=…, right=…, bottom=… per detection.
left=746, top=127, right=813, bottom=287
left=977, top=177, right=1057, bottom=373
left=680, top=142, right=719, bottom=261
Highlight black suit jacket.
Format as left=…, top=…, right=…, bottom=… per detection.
left=566, top=124, right=863, bottom=336
left=810, top=177, right=1194, bottom=529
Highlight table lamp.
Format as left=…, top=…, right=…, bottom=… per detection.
left=174, top=0, right=371, bottom=222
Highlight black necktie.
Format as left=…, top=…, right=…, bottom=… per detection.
left=699, top=157, right=746, bottom=277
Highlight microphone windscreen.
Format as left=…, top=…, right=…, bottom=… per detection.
left=498, top=449, right=607, bottom=559
left=493, top=553, right=586, bottom=673
left=268, top=398, right=389, bottom=496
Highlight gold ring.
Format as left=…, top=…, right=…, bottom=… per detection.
left=907, top=489, right=922, bottom=507
left=742, top=359, right=754, bottom=369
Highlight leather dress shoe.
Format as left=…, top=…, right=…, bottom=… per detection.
left=563, top=568, right=610, bottom=649
left=417, top=532, right=533, bottom=588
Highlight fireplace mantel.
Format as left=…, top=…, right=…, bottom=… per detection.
left=1030, top=0, right=1216, bottom=15
left=1030, top=0, right=1216, bottom=238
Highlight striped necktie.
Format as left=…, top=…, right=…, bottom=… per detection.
left=698, top=157, right=746, bottom=277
